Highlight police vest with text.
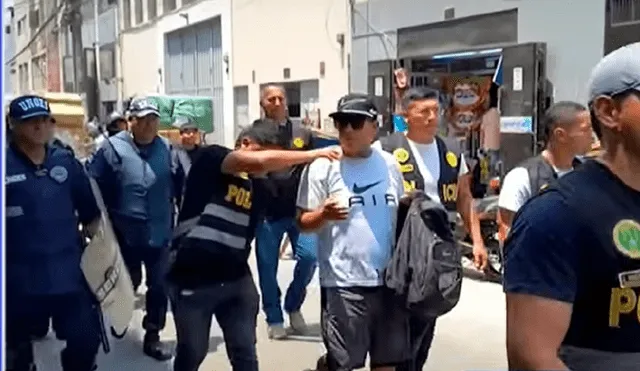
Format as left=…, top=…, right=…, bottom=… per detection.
left=519, top=154, right=583, bottom=194
left=379, top=133, right=460, bottom=212
left=179, top=171, right=254, bottom=260
left=547, top=161, right=640, bottom=352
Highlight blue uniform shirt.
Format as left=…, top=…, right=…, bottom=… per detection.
left=504, top=160, right=640, bottom=358
left=6, top=144, right=100, bottom=295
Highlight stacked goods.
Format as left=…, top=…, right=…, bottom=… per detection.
left=146, top=95, right=214, bottom=133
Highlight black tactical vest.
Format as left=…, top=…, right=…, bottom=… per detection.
left=258, top=119, right=313, bottom=219
left=379, top=132, right=461, bottom=212
left=546, top=161, right=640, bottom=352
left=518, top=154, right=584, bottom=194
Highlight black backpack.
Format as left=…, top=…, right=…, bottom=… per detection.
left=385, top=191, right=462, bottom=318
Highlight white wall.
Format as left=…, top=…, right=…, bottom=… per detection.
left=232, top=0, right=351, bottom=127
left=120, top=0, right=235, bottom=146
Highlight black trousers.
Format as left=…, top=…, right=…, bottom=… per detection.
left=170, top=275, right=259, bottom=371
left=396, top=315, right=437, bottom=371
left=120, top=244, right=169, bottom=333
left=6, top=290, right=101, bottom=371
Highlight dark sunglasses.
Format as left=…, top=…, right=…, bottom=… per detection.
left=333, top=116, right=368, bottom=130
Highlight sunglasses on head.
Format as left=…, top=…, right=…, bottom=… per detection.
left=333, top=115, right=369, bottom=130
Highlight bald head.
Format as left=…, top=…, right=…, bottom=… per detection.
left=260, top=85, right=287, bottom=122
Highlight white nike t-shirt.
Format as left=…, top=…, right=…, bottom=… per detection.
left=372, top=137, right=469, bottom=203
left=498, top=165, right=574, bottom=212
left=296, top=148, right=404, bottom=287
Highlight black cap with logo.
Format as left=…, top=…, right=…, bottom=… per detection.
left=329, top=93, right=379, bottom=119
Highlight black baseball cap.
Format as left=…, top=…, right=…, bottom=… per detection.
left=329, top=93, right=379, bottom=119
left=8, top=95, right=53, bottom=122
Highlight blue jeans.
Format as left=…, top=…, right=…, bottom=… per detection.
left=255, top=217, right=317, bottom=325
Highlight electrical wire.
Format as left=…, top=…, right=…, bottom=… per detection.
left=6, top=0, right=92, bottom=65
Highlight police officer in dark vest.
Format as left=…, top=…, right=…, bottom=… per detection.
left=374, top=86, right=488, bottom=371
left=168, top=123, right=340, bottom=371
left=250, top=84, right=320, bottom=339
left=504, top=42, right=640, bottom=371
left=498, top=101, right=593, bottom=229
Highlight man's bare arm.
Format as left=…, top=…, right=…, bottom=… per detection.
left=296, top=208, right=327, bottom=232
left=499, top=207, right=516, bottom=229
left=506, top=293, right=572, bottom=370
left=221, top=148, right=339, bottom=175
left=457, top=173, right=483, bottom=245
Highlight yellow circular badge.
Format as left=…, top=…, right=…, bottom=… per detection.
left=446, top=151, right=458, bottom=168
left=613, top=219, right=640, bottom=259
left=293, top=138, right=304, bottom=148
left=394, top=148, right=410, bottom=163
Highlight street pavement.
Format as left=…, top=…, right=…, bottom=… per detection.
left=34, top=255, right=507, bottom=371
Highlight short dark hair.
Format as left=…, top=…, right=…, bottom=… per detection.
left=237, top=119, right=281, bottom=147
left=542, top=101, right=587, bottom=142
left=402, top=87, right=439, bottom=110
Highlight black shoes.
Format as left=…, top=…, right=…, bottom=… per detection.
left=143, top=332, right=173, bottom=361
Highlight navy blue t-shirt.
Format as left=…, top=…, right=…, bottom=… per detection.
left=503, top=160, right=640, bottom=354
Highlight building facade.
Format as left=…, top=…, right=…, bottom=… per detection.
left=60, top=0, right=120, bottom=116
left=232, top=0, right=351, bottom=135
left=4, top=0, right=16, bottom=98
left=7, top=0, right=63, bottom=95
left=119, top=0, right=351, bottom=146
left=351, top=0, right=615, bottom=105
left=119, top=0, right=233, bottom=146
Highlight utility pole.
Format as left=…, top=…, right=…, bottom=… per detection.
left=93, top=0, right=101, bottom=115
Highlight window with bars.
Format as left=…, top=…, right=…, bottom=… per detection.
left=163, top=0, right=176, bottom=12
left=123, top=0, right=131, bottom=29
left=134, top=0, right=143, bottom=24
left=148, top=0, right=157, bottom=20
left=610, top=0, right=640, bottom=26
left=31, top=56, right=46, bottom=91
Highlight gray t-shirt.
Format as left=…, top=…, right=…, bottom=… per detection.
left=296, top=148, right=404, bottom=287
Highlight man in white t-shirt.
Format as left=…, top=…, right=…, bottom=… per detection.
left=498, top=101, right=593, bottom=228
left=296, top=94, right=407, bottom=371
left=373, top=86, right=487, bottom=371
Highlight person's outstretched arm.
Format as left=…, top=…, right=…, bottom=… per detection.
left=221, top=146, right=340, bottom=175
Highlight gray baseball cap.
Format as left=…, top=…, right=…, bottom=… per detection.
left=128, top=97, right=160, bottom=118
left=588, top=42, right=640, bottom=102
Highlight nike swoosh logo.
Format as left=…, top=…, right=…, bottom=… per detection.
left=352, top=180, right=382, bottom=194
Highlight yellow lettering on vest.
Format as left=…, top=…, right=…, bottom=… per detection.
left=609, top=287, right=638, bottom=327
left=442, top=184, right=457, bottom=203
left=480, top=157, right=490, bottom=182
left=400, top=164, right=414, bottom=173
left=224, top=184, right=252, bottom=210
left=403, top=180, right=415, bottom=192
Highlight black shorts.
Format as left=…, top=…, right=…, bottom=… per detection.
left=321, top=286, right=409, bottom=370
